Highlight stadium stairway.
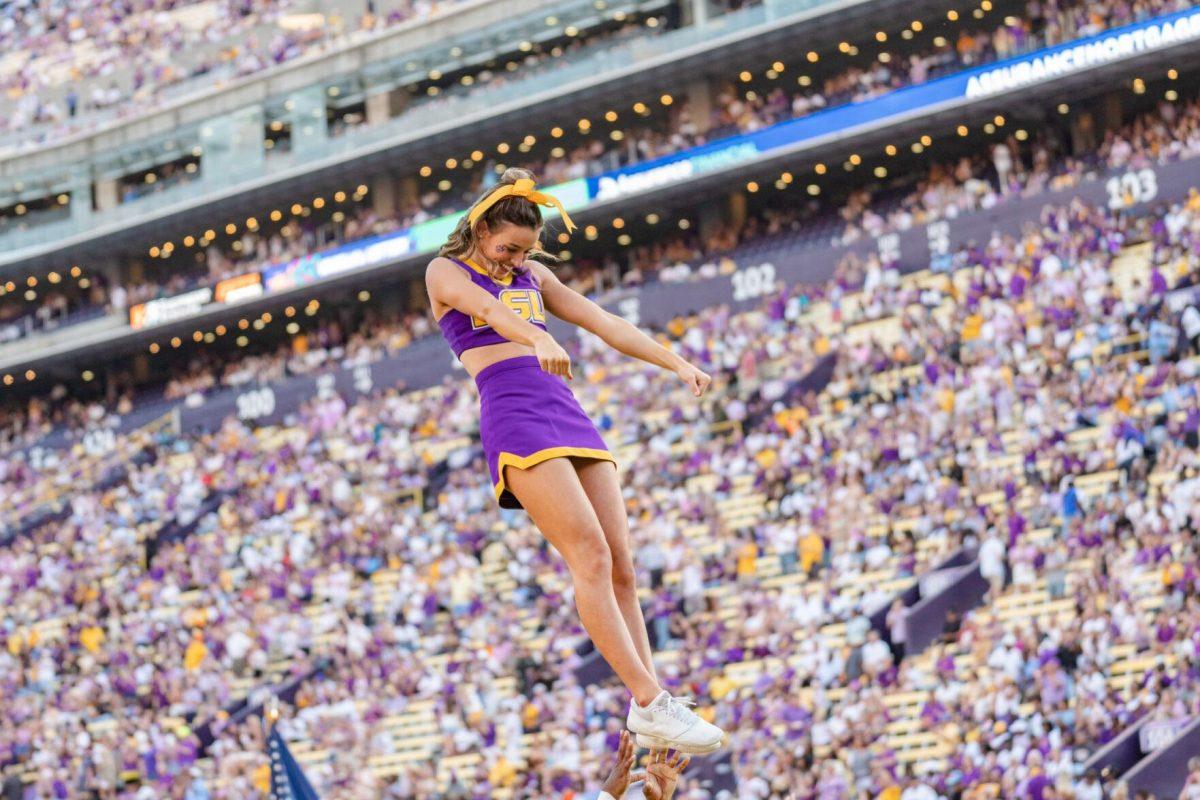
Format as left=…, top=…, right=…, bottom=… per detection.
left=144, top=487, right=234, bottom=564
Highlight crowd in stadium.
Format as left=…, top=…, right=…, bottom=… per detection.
left=1, top=170, right=1198, bottom=798
left=0, top=0, right=481, bottom=149
left=3, top=0, right=1200, bottom=795
left=0, top=0, right=700, bottom=155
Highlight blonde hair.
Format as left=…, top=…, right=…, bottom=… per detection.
left=439, top=167, right=561, bottom=265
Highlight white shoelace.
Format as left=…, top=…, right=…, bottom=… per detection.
left=665, top=695, right=699, bottom=723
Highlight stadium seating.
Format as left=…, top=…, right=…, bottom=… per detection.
left=3, top=0, right=1200, bottom=794
left=4, top=179, right=1195, bottom=798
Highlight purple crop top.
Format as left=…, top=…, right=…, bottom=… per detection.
left=435, top=256, right=548, bottom=359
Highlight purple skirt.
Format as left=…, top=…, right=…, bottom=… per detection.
left=474, top=356, right=614, bottom=509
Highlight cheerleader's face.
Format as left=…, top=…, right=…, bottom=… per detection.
left=475, top=221, right=541, bottom=271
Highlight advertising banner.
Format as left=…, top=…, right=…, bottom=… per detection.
left=128, top=288, right=213, bottom=330
left=583, top=7, right=1200, bottom=201
left=260, top=231, right=415, bottom=294
left=1141, top=719, right=1189, bottom=753
left=214, top=272, right=263, bottom=304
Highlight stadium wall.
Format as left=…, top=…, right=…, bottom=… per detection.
left=1084, top=721, right=1149, bottom=786
left=1123, top=717, right=1200, bottom=798
left=905, top=559, right=990, bottom=654
left=867, top=547, right=977, bottom=638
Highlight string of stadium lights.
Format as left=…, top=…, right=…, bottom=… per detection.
left=147, top=185, right=370, bottom=259
left=558, top=92, right=1185, bottom=259
left=2, top=290, right=354, bottom=387
left=1, top=192, right=71, bottom=218
left=412, top=50, right=1180, bottom=219
left=0, top=265, right=90, bottom=306
left=0, top=282, right=343, bottom=382
left=415, top=4, right=1002, bottom=182
left=140, top=296, right=341, bottom=359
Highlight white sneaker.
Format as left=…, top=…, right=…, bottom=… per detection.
left=626, top=690, right=728, bottom=755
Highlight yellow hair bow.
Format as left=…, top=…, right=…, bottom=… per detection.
left=467, top=177, right=577, bottom=234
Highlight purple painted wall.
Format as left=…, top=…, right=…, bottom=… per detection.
left=1083, top=718, right=1148, bottom=784
left=1123, top=716, right=1200, bottom=797
left=906, top=559, right=990, bottom=655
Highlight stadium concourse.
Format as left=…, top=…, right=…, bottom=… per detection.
left=1, top=0, right=1193, bottom=336
left=0, top=180, right=1198, bottom=799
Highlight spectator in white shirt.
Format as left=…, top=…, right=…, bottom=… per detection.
left=1074, top=770, right=1103, bottom=800
left=1182, top=303, right=1200, bottom=355
left=862, top=629, right=894, bottom=676
left=900, top=773, right=938, bottom=800
left=979, top=533, right=1007, bottom=601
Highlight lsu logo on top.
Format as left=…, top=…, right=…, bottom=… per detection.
left=472, top=289, right=546, bottom=329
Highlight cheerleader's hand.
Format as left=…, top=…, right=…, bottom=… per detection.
left=532, top=332, right=573, bottom=380
left=675, top=362, right=711, bottom=397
